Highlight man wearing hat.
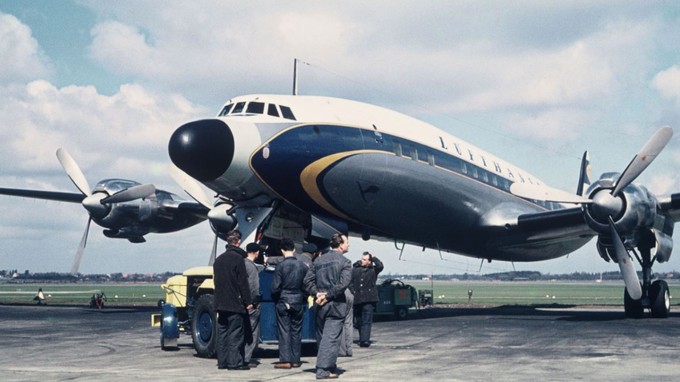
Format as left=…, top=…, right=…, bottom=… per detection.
left=296, top=242, right=318, bottom=268
left=244, top=242, right=264, bottom=367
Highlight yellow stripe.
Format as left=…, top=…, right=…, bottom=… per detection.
left=300, top=150, right=385, bottom=219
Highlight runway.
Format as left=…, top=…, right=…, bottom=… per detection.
left=1, top=304, right=679, bottom=381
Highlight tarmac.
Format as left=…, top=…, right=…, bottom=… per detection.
left=1, top=303, right=679, bottom=382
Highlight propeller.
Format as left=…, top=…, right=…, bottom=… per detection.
left=56, top=148, right=156, bottom=274
left=101, top=184, right=156, bottom=204
left=169, top=165, right=213, bottom=209
left=56, top=148, right=92, bottom=196
left=170, top=164, right=230, bottom=265
left=609, top=217, right=642, bottom=299
left=611, top=126, right=672, bottom=197
left=510, top=126, right=673, bottom=299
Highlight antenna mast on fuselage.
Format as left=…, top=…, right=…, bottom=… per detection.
left=292, top=58, right=309, bottom=96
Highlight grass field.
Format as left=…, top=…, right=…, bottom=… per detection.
left=1, top=280, right=677, bottom=307
left=0, top=283, right=164, bottom=305
left=404, top=280, right=680, bottom=306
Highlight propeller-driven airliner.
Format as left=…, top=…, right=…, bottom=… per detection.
left=168, top=93, right=678, bottom=318
left=0, top=148, right=208, bottom=273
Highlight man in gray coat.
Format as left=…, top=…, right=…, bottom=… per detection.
left=304, top=233, right=352, bottom=380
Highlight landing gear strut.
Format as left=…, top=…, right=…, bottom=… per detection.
left=624, top=240, right=671, bottom=318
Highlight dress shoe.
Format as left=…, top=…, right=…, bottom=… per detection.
left=226, top=365, right=250, bottom=370
left=247, top=362, right=259, bottom=368
left=316, top=372, right=339, bottom=379
left=359, top=341, right=370, bottom=348
left=291, top=362, right=302, bottom=368
left=275, top=362, right=292, bottom=369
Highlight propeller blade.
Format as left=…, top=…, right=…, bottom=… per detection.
left=71, top=218, right=91, bottom=274
left=169, top=165, right=214, bottom=209
left=612, top=126, right=673, bottom=197
left=209, top=234, right=218, bottom=266
left=510, top=182, right=592, bottom=204
left=100, top=184, right=156, bottom=204
left=56, top=148, right=91, bottom=196
left=608, top=217, right=642, bottom=300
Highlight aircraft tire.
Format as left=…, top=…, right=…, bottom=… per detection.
left=192, top=294, right=216, bottom=358
left=649, top=280, right=670, bottom=318
left=624, top=287, right=644, bottom=319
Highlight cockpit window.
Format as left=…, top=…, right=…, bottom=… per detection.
left=218, top=103, right=234, bottom=116
left=267, top=104, right=279, bottom=117
left=246, top=102, right=265, bottom=114
left=280, top=105, right=296, bottom=120
left=231, top=102, right=246, bottom=114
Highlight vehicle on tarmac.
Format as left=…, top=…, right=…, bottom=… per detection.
left=152, top=266, right=316, bottom=357
left=375, top=279, right=418, bottom=319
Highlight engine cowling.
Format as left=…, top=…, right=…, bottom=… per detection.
left=584, top=172, right=657, bottom=254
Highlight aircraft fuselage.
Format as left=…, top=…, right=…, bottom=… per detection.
left=169, top=95, right=594, bottom=262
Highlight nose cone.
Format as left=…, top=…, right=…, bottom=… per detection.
left=168, top=119, right=234, bottom=182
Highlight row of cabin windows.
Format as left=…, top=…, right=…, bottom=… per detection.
left=218, top=101, right=296, bottom=121
left=392, top=141, right=557, bottom=210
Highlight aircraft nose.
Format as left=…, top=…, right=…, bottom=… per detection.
left=168, top=119, right=234, bottom=182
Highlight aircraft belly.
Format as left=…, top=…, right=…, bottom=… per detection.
left=320, top=154, right=490, bottom=248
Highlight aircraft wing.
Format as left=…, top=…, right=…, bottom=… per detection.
left=162, top=200, right=210, bottom=219
left=0, top=187, right=84, bottom=203
left=478, top=207, right=596, bottom=260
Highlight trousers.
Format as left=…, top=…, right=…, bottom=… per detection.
left=275, top=301, right=304, bottom=363
left=354, top=302, right=376, bottom=343
left=244, top=305, right=260, bottom=363
left=315, top=302, right=346, bottom=375
left=216, top=311, right=245, bottom=369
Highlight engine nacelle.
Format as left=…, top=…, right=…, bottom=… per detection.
left=208, top=202, right=237, bottom=238
left=654, top=229, right=673, bottom=263
left=583, top=173, right=657, bottom=249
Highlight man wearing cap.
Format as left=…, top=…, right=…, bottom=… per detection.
left=351, top=251, right=383, bottom=348
left=244, top=242, right=264, bottom=367
left=297, top=242, right=318, bottom=268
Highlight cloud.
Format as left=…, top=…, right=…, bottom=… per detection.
left=0, top=12, right=52, bottom=84
left=652, top=65, right=680, bottom=106
left=0, top=79, right=208, bottom=185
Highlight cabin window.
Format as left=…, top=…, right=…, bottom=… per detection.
left=461, top=162, right=468, bottom=175
left=280, top=105, right=296, bottom=120
left=231, top=102, right=246, bottom=114
left=267, top=104, right=279, bottom=117
left=410, top=147, right=418, bottom=161
left=374, top=130, right=383, bottom=144
left=427, top=153, right=435, bottom=166
left=218, top=103, right=234, bottom=116
left=418, top=150, right=429, bottom=163
left=393, top=141, right=402, bottom=156
left=480, top=170, right=489, bottom=183
left=402, top=145, right=411, bottom=158
left=246, top=102, right=265, bottom=114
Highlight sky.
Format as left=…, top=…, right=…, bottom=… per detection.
left=1, top=1, right=680, bottom=276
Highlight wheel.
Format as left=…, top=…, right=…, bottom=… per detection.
left=192, top=294, right=216, bottom=358
left=649, top=280, right=670, bottom=318
left=395, top=307, right=408, bottom=320
left=624, top=287, right=644, bottom=318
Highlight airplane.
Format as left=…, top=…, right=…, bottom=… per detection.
left=0, top=148, right=209, bottom=273
left=167, top=93, right=678, bottom=319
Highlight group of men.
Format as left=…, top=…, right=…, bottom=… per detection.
left=212, top=230, right=383, bottom=380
